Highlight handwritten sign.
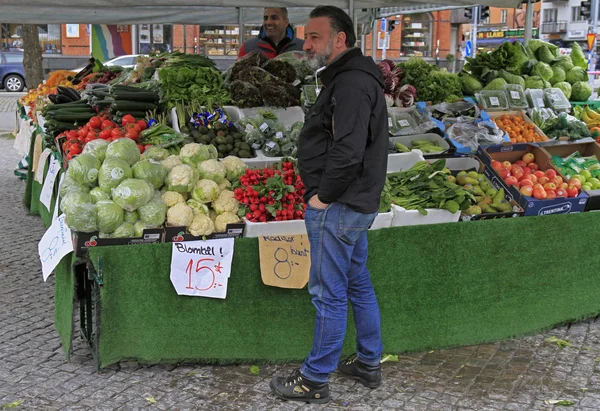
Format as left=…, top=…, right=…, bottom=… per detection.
left=38, top=214, right=73, bottom=281
left=35, top=148, right=53, bottom=183
left=40, top=156, right=60, bottom=211
left=259, top=235, right=310, bottom=289
left=170, top=238, right=234, bottom=299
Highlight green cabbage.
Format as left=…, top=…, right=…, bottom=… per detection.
left=124, top=210, right=139, bottom=223
left=64, top=199, right=97, bottom=233
left=59, top=174, right=89, bottom=198
left=132, top=159, right=167, bottom=190
left=96, top=200, right=124, bottom=234
left=138, top=196, right=168, bottom=227
left=141, top=146, right=170, bottom=162
left=98, top=157, right=132, bottom=192
left=133, top=221, right=150, bottom=237
left=524, top=76, right=545, bottom=90
left=112, top=221, right=135, bottom=238
left=483, top=78, right=507, bottom=91
left=499, top=70, right=525, bottom=88
left=571, top=42, right=588, bottom=69
left=67, top=153, right=101, bottom=187
left=112, top=178, right=154, bottom=212
left=535, top=45, right=555, bottom=64
left=533, top=62, right=553, bottom=82
left=105, top=138, right=141, bottom=166
left=551, top=55, right=574, bottom=72
left=527, top=40, right=558, bottom=57
left=89, top=187, right=111, bottom=203
left=82, top=139, right=109, bottom=162
left=553, top=82, right=572, bottom=100
left=550, top=66, right=566, bottom=85
left=566, top=66, right=588, bottom=84
left=571, top=81, right=592, bottom=101
left=61, top=191, right=93, bottom=216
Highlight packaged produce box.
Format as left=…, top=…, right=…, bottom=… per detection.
left=445, top=156, right=524, bottom=221
left=485, top=110, right=549, bottom=144
left=72, top=228, right=164, bottom=257
left=477, top=144, right=589, bottom=216
left=165, top=223, right=245, bottom=242
left=539, top=141, right=600, bottom=211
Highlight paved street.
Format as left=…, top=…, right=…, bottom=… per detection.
left=0, top=92, right=25, bottom=132
left=2, top=121, right=600, bottom=410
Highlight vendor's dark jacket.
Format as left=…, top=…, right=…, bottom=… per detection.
left=298, top=48, right=389, bottom=214
left=238, top=26, right=304, bottom=60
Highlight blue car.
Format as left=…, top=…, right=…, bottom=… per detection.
left=0, top=51, right=26, bottom=92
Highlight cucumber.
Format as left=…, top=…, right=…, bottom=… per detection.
left=51, top=113, right=96, bottom=122
left=116, top=111, right=148, bottom=119
left=111, top=100, right=157, bottom=112
left=112, top=84, right=145, bottom=92
left=112, top=91, right=159, bottom=103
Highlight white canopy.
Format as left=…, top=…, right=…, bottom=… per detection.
left=2, top=0, right=522, bottom=24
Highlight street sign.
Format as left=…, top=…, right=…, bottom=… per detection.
left=381, top=18, right=386, bottom=32
left=465, top=40, right=473, bottom=57
left=587, top=33, right=596, bottom=51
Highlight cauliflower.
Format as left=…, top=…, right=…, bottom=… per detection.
left=187, top=199, right=210, bottom=216
left=188, top=214, right=215, bottom=237
left=214, top=211, right=241, bottom=232
left=218, top=179, right=232, bottom=191
left=212, top=190, right=239, bottom=215
left=180, top=143, right=218, bottom=166
left=208, top=209, right=217, bottom=222
left=167, top=202, right=195, bottom=227
left=162, top=191, right=186, bottom=207
left=167, top=164, right=199, bottom=193
left=221, top=156, right=247, bottom=181
left=191, top=179, right=221, bottom=203
left=161, top=155, right=182, bottom=172
left=198, top=159, right=227, bottom=183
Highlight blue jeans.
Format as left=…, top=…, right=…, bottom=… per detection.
left=300, top=202, right=383, bottom=383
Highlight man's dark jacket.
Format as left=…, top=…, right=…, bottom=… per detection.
left=238, top=26, right=304, bottom=59
left=298, top=48, right=389, bottom=214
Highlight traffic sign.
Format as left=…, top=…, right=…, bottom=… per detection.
left=465, top=40, right=473, bottom=57
left=587, top=33, right=596, bottom=51
left=381, top=18, right=386, bottom=32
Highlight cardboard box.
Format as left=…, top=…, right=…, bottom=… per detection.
left=477, top=144, right=589, bottom=216
left=72, top=228, right=164, bottom=256
left=539, top=141, right=600, bottom=211
left=165, top=223, right=245, bottom=242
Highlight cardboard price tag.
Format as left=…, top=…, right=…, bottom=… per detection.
left=40, top=156, right=60, bottom=211
left=35, top=148, right=53, bottom=183
left=38, top=214, right=73, bottom=281
left=259, top=235, right=310, bottom=289
left=170, top=238, right=235, bottom=299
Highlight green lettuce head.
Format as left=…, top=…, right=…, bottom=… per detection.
left=532, top=62, right=553, bottom=82
left=82, top=139, right=109, bottom=163
left=64, top=199, right=97, bottom=233
left=550, top=66, right=566, bottom=85
left=61, top=191, right=93, bottom=216
left=111, top=178, right=154, bottom=212
left=571, top=81, right=592, bottom=101
left=551, top=55, right=574, bottom=72
left=67, top=153, right=101, bottom=188
left=112, top=221, right=135, bottom=238
left=59, top=174, right=89, bottom=198
left=105, top=138, right=141, bottom=166
left=138, top=196, right=168, bottom=227
left=132, top=159, right=167, bottom=190
left=524, top=76, right=545, bottom=90
left=89, top=187, right=111, bottom=204
left=124, top=210, right=139, bottom=223
left=98, top=157, right=132, bottom=192
left=96, top=200, right=124, bottom=234
left=566, top=66, right=588, bottom=84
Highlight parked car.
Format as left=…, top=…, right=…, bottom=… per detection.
left=73, top=54, right=146, bottom=72
left=0, top=51, right=26, bottom=92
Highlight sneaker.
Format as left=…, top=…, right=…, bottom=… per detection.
left=270, top=369, right=329, bottom=404
left=338, top=355, right=382, bottom=388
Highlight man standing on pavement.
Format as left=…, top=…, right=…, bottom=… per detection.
left=269, top=5, right=389, bottom=404
left=237, top=8, right=304, bottom=59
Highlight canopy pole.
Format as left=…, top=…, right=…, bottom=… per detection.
left=349, top=0, right=357, bottom=40
left=471, top=6, right=478, bottom=58
left=524, top=0, right=533, bottom=45
left=238, top=7, right=244, bottom=49
left=372, top=17, right=377, bottom=61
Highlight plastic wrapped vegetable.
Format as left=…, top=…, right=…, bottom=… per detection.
left=124, top=210, right=139, bottom=223
left=281, top=142, right=297, bottom=157
left=105, top=138, right=141, bottom=166
left=67, top=153, right=101, bottom=188
left=82, top=139, right=109, bottom=162
left=59, top=174, right=89, bottom=198
left=132, top=159, right=167, bottom=189
left=64, top=200, right=97, bottom=233
left=96, top=200, right=124, bottom=234
left=141, top=146, right=170, bottom=162
left=263, top=141, right=282, bottom=157
left=198, top=159, right=227, bottom=183
left=111, top=178, right=154, bottom=212
left=98, top=157, right=132, bottom=192
left=191, top=179, right=221, bottom=203
left=166, top=164, right=199, bottom=193
left=138, top=196, right=167, bottom=227
left=553, top=82, right=572, bottom=100
left=61, top=191, right=93, bottom=216
left=112, top=221, right=135, bottom=238
left=245, top=129, right=265, bottom=150
left=89, top=187, right=111, bottom=204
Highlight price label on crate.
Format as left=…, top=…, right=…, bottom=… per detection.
left=38, top=214, right=73, bottom=281
left=170, top=238, right=235, bottom=299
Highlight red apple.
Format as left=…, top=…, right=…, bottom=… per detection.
left=529, top=163, right=539, bottom=171
left=522, top=153, right=535, bottom=164
left=520, top=185, right=534, bottom=197
left=545, top=169, right=557, bottom=179
left=545, top=190, right=557, bottom=200
left=534, top=170, right=545, bottom=179
left=533, top=184, right=547, bottom=200
left=519, top=179, right=534, bottom=188
left=529, top=174, right=538, bottom=184
left=502, top=161, right=513, bottom=171
left=553, top=176, right=564, bottom=186
left=491, top=160, right=503, bottom=171
left=505, top=176, right=519, bottom=186
left=543, top=182, right=557, bottom=191
left=567, top=186, right=579, bottom=197
left=498, top=168, right=511, bottom=179
left=514, top=160, right=527, bottom=168
left=568, top=178, right=582, bottom=190
left=523, top=167, right=532, bottom=175
left=538, top=176, right=550, bottom=185
left=555, top=188, right=568, bottom=198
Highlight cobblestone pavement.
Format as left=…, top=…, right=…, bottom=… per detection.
left=2, top=135, right=600, bottom=410
left=0, top=93, right=23, bottom=131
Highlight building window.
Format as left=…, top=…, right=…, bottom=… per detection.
left=543, top=8, right=558, bottom=22
left=572, top=6, right=584, bottom=22
left=400, top=13, right=432, bottom=57
left=500, top=10, right=507, bottom=24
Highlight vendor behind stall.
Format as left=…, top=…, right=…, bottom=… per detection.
left=238, top=7, right=304, bottom=59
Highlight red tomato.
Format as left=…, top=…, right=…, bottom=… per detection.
left=111, top=128, right=124, bottom=138
left=122, top=114, right=136, bottom=126
left=133, top=123, right=142, bottom=133
left=99, top=129, right=112, bottom=140
left=77, top=126, right=90, bottom=138
left=88, top=116, right=102, bottom=130
left=84, top=135, right=96, bottom=143
left=66, top=130, right=78, bottom=139
left=137, top=120, right=147, bottom=131
left=101, top=120, right=115, bottom=130
left=137, top=144, right=145, bottom=154
left=124, top=129, right=139, bottom=140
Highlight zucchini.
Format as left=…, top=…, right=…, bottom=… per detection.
left=58, top=86, right=81, bottom=101
left=116, top=110, right=148, bottom=119
left=112, top=84, right=145, bottom=92
left=51, top=113, right=96, bottom=122
left=43, top=100, right=89, bottom=110
left=112, top=91, right=159, bottom=103
left=111, top=100, right=157, bottom=112
left=45, top=120, right=79, bottom=130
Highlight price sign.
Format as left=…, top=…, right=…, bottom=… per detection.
left=40, top=156, right=60, bottom=211
left=35, top=148, right=53, bottom=183
left=38, top=214, right=73, bottom=281
left=259, top=235, right=310, bottom=289
left=170, top=238, right=234, bottom=299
